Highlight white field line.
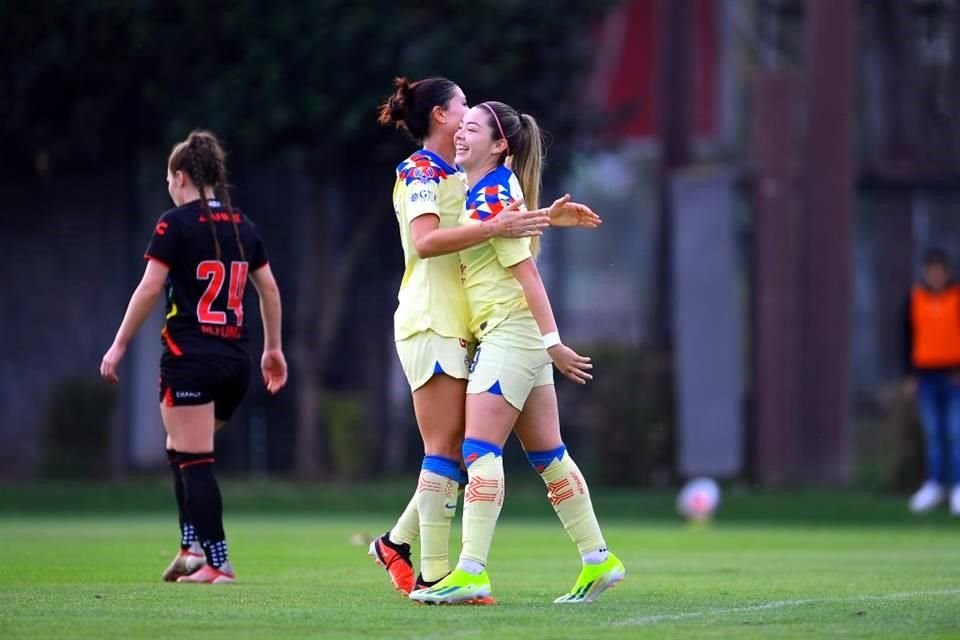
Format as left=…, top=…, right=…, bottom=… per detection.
left=617, top=588, right=960, bottom=626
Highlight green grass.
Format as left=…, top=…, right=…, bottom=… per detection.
left=2, top=479, right=957, bottom=526
left=1, top=512, right=959, bottom=639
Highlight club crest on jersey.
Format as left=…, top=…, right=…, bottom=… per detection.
left=469, top=185, right=514, bottom=221
left=398, top=153, right=449, bottom=186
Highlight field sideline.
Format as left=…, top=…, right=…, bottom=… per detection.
left=2, top=501, right=959, bottom=639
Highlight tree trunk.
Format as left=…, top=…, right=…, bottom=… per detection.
left=292, top=178, right=381, bottom=480
left=652, top=0, right=693, bottom=350
left=799, top=0, right=858, bottom=484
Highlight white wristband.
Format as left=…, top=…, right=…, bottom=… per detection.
left=542, top=331, right=562, bottom=349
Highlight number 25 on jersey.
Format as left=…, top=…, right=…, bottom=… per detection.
left=196, top=260, right=248, bottom=326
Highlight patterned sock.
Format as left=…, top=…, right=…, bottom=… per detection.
left=388, top=495, right=419, bottom=547
left=203, top=539, right=229, bottom=570
left=459, top=438, right=505, bottom=568
left=179, top=453, right=228, bottom=568
left=166, top=449, right=197, bottom=551
left=417, top=456, right=461, bottom=582
left=527, top=445, right=607, bottom=560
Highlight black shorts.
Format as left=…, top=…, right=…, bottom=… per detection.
left=159, top=355, right=250, bottom=422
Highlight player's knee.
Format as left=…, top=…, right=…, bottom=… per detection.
left=422, top=432, right=463, bottom=460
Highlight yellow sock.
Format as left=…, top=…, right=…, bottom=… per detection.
left=539, top=452, right=606, bottom=556
left=417, top=469, right=459, bottom=582
left=388, top=494, right=419, bottom=546
left=460, top=451, right=504, bottom=566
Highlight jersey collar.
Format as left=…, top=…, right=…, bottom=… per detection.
left=417, top=148, right=460, bottom=175
left=466, top=164, right=511, bottom=204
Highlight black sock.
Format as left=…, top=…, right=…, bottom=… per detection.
left=416, top=572, right=446, bottom=588
left=179, top=452, right=228, bottom=568
left=166, top=449, right=197, bottom=551
left=381, top=532, right=410, bottom=554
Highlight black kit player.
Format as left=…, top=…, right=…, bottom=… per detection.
left=100, top=130, right=287, bottom=584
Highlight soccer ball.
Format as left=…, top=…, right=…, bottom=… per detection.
left=677, top=477, right=720, bottom=521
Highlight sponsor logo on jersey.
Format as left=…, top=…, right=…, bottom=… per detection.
left=410, top=189, right=437, bottom=203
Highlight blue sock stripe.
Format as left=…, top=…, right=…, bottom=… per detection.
left=422, top=455, right=461, bottom=483
left=462, top=438, right=502, bottom=468
left=525, top=444, right=567, bottom=471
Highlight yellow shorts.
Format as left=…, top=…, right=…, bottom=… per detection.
left=396, top=331, right=473, bottom=392
left=466, top=328, right=553, bottom=410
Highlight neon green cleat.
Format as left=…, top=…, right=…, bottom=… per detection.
left=553, top=552, right=625, bottom=604
left=408, top=568, right=495, bottom=605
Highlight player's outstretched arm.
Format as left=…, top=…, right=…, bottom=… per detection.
left=100, top=259, right=169, bottom=384
left=410, top=200, right=549, bottom=259
left=508, top=258, right=593, bottom=385
left=249, top=264, right=287, bottom=394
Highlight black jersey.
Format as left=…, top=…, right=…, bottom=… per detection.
left=145, top=199, right=268, bottom=359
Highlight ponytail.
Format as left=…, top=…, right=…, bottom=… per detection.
left=481, top=103, right=546, bottom=257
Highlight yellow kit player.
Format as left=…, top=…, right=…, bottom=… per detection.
left=409, top=102, right=625, bottom=605
left=372, top=77, right=551, bottom=595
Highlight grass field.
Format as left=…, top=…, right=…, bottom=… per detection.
left=1, top=485, right=959, bottom=639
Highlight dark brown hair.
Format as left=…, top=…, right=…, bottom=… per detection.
left=377, top=76, right=459, bottom=142
left=167, top=130, right=245, bottom=261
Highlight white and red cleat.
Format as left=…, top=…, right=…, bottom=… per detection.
left=176, top=561, right=235, bottom=584
left=162, top=543, right=206, bottom=582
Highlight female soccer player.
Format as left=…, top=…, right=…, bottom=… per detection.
left=409, top=102, right=625, bottom=605
left=100, top=130, right=287, bottom=584
left=371, top=77, right=600, bottom=595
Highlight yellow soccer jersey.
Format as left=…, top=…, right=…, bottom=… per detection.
left=458, top=165, right=536, bottom=342
left=393, top=149, right=472, bottom=341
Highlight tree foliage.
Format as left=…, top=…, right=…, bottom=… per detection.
left=2, top=0, right=619, bottom=478
left=2, top=0, right=618, bottom=174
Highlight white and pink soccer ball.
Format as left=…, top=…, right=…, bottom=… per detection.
left=677, top=477, right=720, bottom=521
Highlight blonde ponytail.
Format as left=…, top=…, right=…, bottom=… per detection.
left=509, top=113, right=544, bottom=257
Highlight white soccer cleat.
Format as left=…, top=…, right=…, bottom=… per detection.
left=950, top=485, right=960, bottom=516
left=909, top=481, right=945, bottom=513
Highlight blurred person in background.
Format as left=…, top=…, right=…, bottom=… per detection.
left=409, top=101, right=623, bottom=606
left=903, top=248, right=960, bottom=515
left=372, top=77, right=600, bottom=597
left=100, top=130, right=287, bottom=583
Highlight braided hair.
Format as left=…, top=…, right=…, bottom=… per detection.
left=167, top=130, right=245, bottom=261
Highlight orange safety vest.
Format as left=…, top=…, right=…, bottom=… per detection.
left=911, top=284, right=960, bottom=368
